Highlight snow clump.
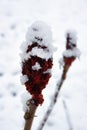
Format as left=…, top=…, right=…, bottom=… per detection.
left=21, top=91, right=31, bottom=112
left=20, top=21, right=54, bottom=60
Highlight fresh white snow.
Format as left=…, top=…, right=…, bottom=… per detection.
left=59, top=57, right=65, bottom=68
left=20, top=75, right=29, bottom=85
left=25, top=21, right=53, bottom=47
left=43, top=69, right=51, bottom=74
left=21, top=91, right=31, bottom=112
left=63, top=48, right=81, bottom=58
left=32, top=62, right=41, bottom=71
left=65, top=30, right=77, bottom=45
left=20, top=21, right=54, bottom=62
left=21, top=47, right=53, bottom=61
left=0, top=0, right=87, bottom=130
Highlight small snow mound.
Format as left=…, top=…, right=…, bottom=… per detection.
left=20, top=21, right=55, bottom=62
left=43, top=69, right=51, bottom=74
left=21, top=91, right=31, bottom=112
left=20, top=75, right=29, bottom=85
left=26, top=21, right=53, bottom=46
left=59, top=58, right=64, bottom=68
left=63, top=48, right=81, bottom=58
left=65, top=30, right=77, bottom=45
left=32, top=62, right=41, bottom=70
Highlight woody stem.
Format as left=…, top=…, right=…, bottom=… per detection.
left=24, top=102, right=37, bottom=130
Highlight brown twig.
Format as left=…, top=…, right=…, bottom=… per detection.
left=24, top=100, right=37, bottom=130
left=37, top=64, right=70, bottom=130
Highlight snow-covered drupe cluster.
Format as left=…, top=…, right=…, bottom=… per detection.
left=20, top=21, right=54, bottom=106
left=59, top=30, right=81, bottom=67
left=20, top=21, right=54, bottom=84
left=63, top=30, right=81, bottom=58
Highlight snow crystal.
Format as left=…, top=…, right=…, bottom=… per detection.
left=21, top=91, right=31, bottom=112
left=63, top=48, right=81, bottom=58
left=66, top=30, right=77, bottom=45
left=20, top=75, right=29, bottom=85
left=32, top=62, right=41, bottom=70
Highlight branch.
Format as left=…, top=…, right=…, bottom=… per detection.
left=37, top=64, right=70, bottom=130
left=24, top=100, right=37, bottom=130
left=37, top=30, right=81, bottom=130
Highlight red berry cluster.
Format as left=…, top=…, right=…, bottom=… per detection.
left=22, top=42, right=53, bottom=106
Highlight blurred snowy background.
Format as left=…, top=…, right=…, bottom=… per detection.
left=0, top=0, right=87, bottom=130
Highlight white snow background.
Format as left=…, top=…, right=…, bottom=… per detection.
left=0, top=0, right=87, bottom=130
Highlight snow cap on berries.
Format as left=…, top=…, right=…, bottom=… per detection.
left=20, top=21, right=54, bottom=55
left=26, top=21, right=53, bottom=45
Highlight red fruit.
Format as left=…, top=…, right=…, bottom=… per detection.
left=22, top=42, right=53, bottom=105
